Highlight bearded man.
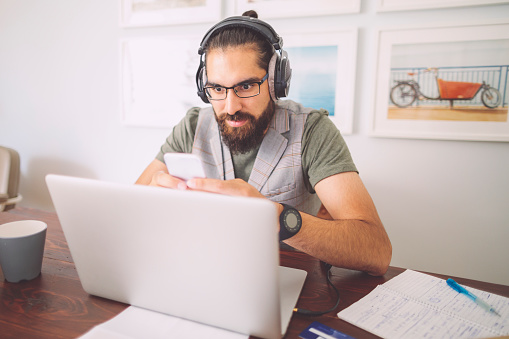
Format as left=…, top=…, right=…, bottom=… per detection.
left=136, top=11, right=392, bottom=276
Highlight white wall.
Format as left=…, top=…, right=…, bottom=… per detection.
left=1, top=0, right=508, bottom=285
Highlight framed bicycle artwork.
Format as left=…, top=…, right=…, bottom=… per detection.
left=371, top=21, right=509, bottom=142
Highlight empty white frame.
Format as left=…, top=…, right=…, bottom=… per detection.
left=236, top=0, right=360, bottom=18
left=120, top=36, right=205, bottom=128
left=121, top=0, right=221, bottom=27
left=376, top=0, right=509, bottom=12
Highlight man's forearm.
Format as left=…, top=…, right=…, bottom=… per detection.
left=284, top=213, right=392, bottom=276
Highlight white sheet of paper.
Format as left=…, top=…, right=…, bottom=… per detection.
left=80, top=306, right=248, bottom=339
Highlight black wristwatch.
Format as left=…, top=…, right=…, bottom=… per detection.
left=279, top=204, right=302, bottom=241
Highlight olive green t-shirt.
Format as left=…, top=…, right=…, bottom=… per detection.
left=156, top=105, right=357, bottom=193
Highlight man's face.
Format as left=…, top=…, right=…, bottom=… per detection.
left=205, top=45, right=275, bottom=154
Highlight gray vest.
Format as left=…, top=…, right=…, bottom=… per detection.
left=192, top=100, right=321, bottom=216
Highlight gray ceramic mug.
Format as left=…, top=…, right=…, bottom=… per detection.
left=0, top=220, right=47, bottom=283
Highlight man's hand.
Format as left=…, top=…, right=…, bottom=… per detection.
left=148, top=171, right=188, bottom=190
left=186, top=178, right=265, bottom=199
left=136, top=159, right=190, bottom=190
left=137, top=160, right=267, bottom=200
left=186, top=178, right=284, bottom=230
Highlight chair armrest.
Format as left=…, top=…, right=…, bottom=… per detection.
left=0, top=194, right=22, bottom=206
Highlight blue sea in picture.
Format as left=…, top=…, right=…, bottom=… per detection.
left=286, top=45, right=337, bottom=116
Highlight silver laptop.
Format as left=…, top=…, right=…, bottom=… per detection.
left=46, top=174, right=306, bottom=339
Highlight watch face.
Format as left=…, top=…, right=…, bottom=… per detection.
left=285, top=209, right=301, bottom=232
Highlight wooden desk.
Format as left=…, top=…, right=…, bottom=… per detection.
left=1, top=208, right=508, bottom=339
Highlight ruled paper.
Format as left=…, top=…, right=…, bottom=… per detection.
left=337, top=270, right=509, bottom=339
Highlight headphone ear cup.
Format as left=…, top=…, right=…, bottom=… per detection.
left=269, top=50, right=291, bottom=100
left=196, top=65, right=209, bottom=103
left=268, top=52, right=278, bottom=101
left=276, top=50, right=291, bottom=98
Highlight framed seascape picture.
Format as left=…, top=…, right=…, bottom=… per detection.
left=235, top=0, right=360, bottom=18
left=371, top=21, right=509, bottom=142
left=120, top=0, right=221, bottom=27
left=282, top=28, right=358, bottom=135
left=120, top=36, right=205, bottom=128
left=376, top=0, right=509, bottom=12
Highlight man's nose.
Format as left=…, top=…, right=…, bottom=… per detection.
left=224, top=89, right=242, bottom=115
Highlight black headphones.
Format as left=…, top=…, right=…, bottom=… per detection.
left=195, top=16, right=292, bottom=103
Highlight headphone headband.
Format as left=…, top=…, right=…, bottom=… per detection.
left=196, top=15, right=291, bottom=103
left=198, top=16, right=283, bottom=55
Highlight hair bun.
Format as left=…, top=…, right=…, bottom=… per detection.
left=242, top=10, right=258, bottom=18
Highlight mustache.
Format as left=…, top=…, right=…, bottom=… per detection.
left=219, top=111, right=254, bottom=123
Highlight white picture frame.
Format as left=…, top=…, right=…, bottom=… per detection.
left=120, top=0, right=221, bottom=27
left=371, top=21, right=509, bottom=142
left=236, top=0, right=360, bottom=18
left=376, top=0, right=509, bottom=12
left=120, top=36, right=205, bottom=128
left=282, top=28, right=358, bottom=135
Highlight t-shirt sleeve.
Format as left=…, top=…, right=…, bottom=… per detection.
left=155, top=107, right=201, bottom=162
left=302, top=110, right=358, bottom=193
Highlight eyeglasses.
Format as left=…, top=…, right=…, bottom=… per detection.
left=204, top=73, right=269, bottom=101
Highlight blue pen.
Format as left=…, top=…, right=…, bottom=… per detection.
left=447, top=278, right=501, bottom=317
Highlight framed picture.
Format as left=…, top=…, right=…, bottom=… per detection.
left=282, top=28, right=358, bottom=135
left=120, top=36, right=205, bottom=128
left=120, top=0, right=221, bottom=27
left=235, top=0, right=360, bottom=18
left=376, top=0, right=509, bottom=12
left=371, top=21, right=509, bottom=142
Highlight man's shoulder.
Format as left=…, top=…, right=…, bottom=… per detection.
left=276, top=100, right=329, bottom=117
left=182, top=106, right=214, bottom=129
left=185, top=106, right=212, bottom=117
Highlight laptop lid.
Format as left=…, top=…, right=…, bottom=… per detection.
left=46, top=174, right=306, bottom=339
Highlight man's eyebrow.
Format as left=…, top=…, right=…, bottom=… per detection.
left=206, top=76, right=263, bottom=87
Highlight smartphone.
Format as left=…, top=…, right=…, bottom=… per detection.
left=163, top=153, right=206, bottom=181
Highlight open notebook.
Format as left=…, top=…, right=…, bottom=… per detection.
left=46, top=174, right=306, bottom=339
left=338, top=270, right=509, bottom=338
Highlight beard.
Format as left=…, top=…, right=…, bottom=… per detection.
left=214, top=100, right=275, bottom=155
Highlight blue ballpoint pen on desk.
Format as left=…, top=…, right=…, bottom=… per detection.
left=447, top=278, right=501, bottom=317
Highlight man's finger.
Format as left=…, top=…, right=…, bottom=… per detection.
left=152, top=171, right=185, bottom=189
left=186, top=178, right=225, bottom=193
left=187, top=178, right=264, bottom=198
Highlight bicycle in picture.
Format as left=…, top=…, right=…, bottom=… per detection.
left=390, top=67, right=502, bottom=109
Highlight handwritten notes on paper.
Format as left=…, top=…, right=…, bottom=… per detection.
left=337, top=270, right=509, bottom=339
